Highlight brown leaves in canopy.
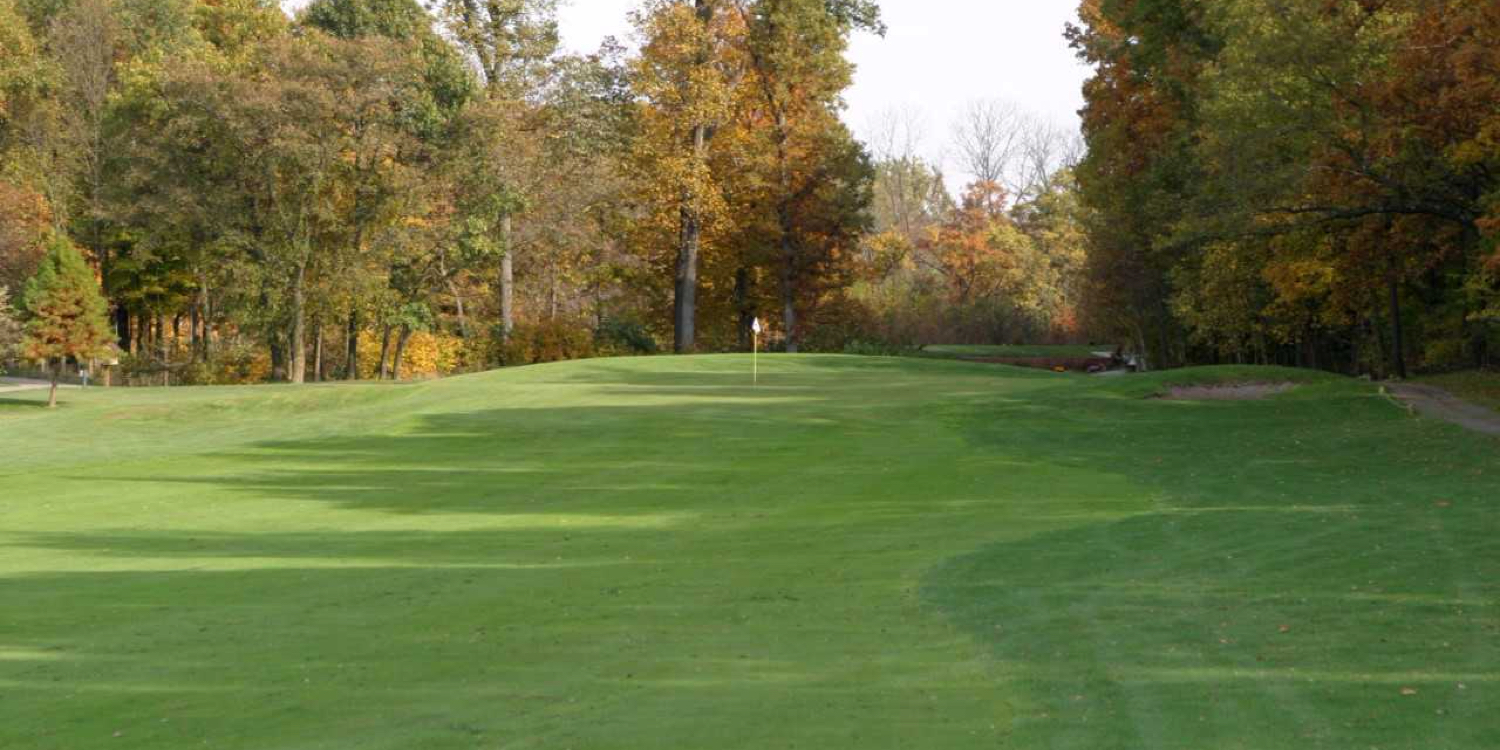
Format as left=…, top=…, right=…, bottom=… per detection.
left=923, top=182, right=1024, bottom=308
left=0, top=180, right=51, bottom=292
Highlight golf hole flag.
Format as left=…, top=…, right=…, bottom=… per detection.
left=752, top=318, right=762, bottom=384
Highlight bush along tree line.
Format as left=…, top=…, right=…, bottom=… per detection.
left=0, top=0, right=923, bottom=385
left=1068, top=0, right=1500, bottom=377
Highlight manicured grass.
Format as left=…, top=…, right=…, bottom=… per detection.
left=2, top=356, right=1497, bottom=749
left=1415, top=370, right=1500, bottom=413
left=923, top=343, right=1103, bottom=359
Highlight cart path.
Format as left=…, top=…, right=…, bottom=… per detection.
left=0, top=377, right=82, bottom=395
left=1388, top=383, right=1500, bottom=437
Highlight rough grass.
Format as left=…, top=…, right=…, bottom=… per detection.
left=1414, top=370, right=1500, bottom=413
left=2, top=355, right=1497, bottom=749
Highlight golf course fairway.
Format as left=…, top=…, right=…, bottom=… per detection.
left=2, top=355, right=1497, bottom=749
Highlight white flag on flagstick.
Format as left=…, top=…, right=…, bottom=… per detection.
left=751, top=318, right=761, bottom=385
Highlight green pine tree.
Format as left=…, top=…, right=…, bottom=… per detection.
left=21, top=235, right=114, bottom=407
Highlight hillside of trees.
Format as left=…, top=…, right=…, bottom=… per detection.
left=0, top=0, right=1093, bottom=385
left=1069, top=0, right=1500, bottom=377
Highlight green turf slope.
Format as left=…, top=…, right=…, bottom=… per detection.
left=923, top=344, right=1102, bottom=359
left=1, top=356, right=1497, bottom=749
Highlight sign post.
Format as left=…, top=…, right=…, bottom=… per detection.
left=752, top=317, right=762, bottom=385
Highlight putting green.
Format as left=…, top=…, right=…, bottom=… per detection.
left=2, top=355, right=1496, bottom=749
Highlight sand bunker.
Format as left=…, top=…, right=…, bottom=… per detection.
left=1159, top=383, right=1298, bottom=401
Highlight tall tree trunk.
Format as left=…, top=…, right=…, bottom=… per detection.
left=547, top=260, right=559, bottom=320
left=779, top=204, right=798, bottom=354
left=391, top=325, right=413, bottom=381
left=499, top=214, right=515, bottom=337
left=196, top=273, right=211, bottom=361
left=289, top=262, right=307, bottom=384
left=675, top=193, right=701, bottom=353
left=439, top=251, right=470, bottom=339
left=781, top=273, right=797, bottom=353
left=313, top=317, right=324, bottom=383
left=1388, top=275, right=1407, bottom=380
left=156, top=311, right=167, bottom=385
left=116, top=305, right=131, bottom=353
left=269, top=334, right=286, bottom=382
left=346, top=308, right=360, bottom=380
left=449, top=279, right=470, bottom=339
left=377, top=324, right=393, bottom=380
left=188, top=301, right=199, bottom=362
left=47, top=359, right=58, bottom=408
left=672, top=0, right=714, bottom=355
left=735, top=266, right=753, bottom=350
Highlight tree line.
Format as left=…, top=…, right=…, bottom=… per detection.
left=0, top=0, right=914, bottom=384
left=1069, top=0, right=1500, bottom=376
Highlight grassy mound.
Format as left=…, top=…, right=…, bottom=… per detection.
left=923, top=343, right=1102, bottom=359
left=2, top=357, right=1496, bottom=749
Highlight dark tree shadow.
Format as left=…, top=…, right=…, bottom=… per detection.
left=916, top=378, right=1500, bottom=748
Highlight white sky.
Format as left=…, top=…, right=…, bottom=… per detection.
left=558, top=0, right=1090, bottom=178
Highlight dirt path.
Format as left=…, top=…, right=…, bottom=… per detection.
left=1388, top=383, right=1500, bottom=437
left=0, top=377, right=47, bottom=394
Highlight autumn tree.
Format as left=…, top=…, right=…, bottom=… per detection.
left=107, top=1, right=267, bottom=362
left=20, top=234, right=113, bottom=406
left=1069, top=0, right=1219, bottom=367
left=300, top=0, right=474, bottom=378
left=0, top=0, right=58, bottom=310
left=1071, top=0, right=1499, bottom=374
left=731, top=0, right=881, bottom=352
left=143, top=30, right=441, bottom=383
left=0, top=0, right=52, bottom=162
left=630, top=0, right=739, bottom=352
left=440, top=0, right=559, bottom=338
left=510, top=50, right=633, bottom=328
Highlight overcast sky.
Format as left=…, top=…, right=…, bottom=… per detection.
left=558, top=0, right=1090, bottom=176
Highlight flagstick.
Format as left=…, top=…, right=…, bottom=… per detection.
left=751, top=317, right=762, bottom=386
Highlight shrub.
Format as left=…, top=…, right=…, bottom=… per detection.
left=1421, top=337, right=1471, bottom=373
left=842, top=339, right=923, bottom=357
left=799, top=295, right=891, bottom=353
left=596, top=316, right=659, bottom=356
left=496, top=319, right=597, bottom=366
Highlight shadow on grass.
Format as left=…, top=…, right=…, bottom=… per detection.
left=921, top=506, right=1500, bottom=748
left=0, top=395, right=49, bottom=409
left=55, top=364, right=906, bottom=517
left=912, top=376, right=1500, bottom=748
left=0, top=560, right=817, bottom=748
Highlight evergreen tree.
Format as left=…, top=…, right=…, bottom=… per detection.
left=21, top=234, right=113, bottom=406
